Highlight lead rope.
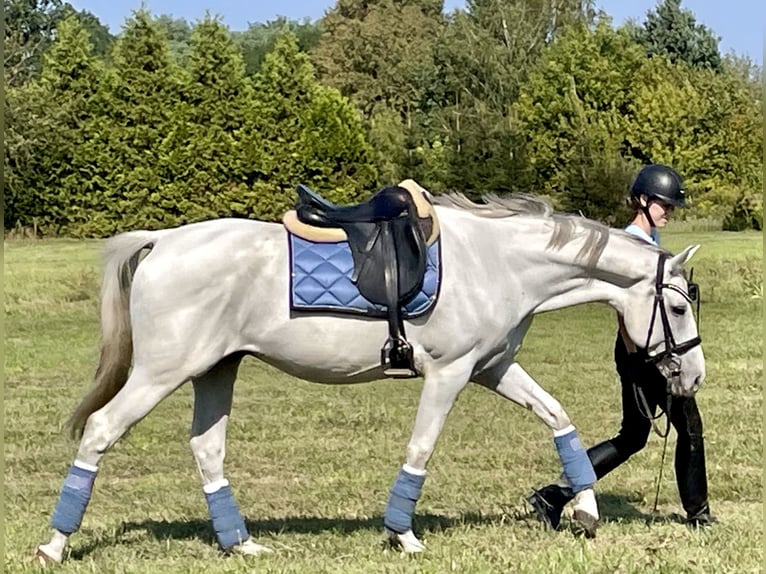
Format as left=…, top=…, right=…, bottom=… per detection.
left=651, top=393, right=673, bottom=514
left=633, top=383, right=672, bottom=514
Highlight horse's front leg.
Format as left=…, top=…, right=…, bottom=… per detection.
left=189, top=356, right=272, bottom=556
left=383, top=355, right=474, bottom=553
left=475, top=361, right=599, bottom=536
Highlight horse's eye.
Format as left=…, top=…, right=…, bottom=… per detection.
left=671, top=306, right=686, bottom=316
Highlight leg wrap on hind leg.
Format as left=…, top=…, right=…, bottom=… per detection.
left=384, top=465, right=426, bottom=533
left=554, top=426, right=597, bottom=493
left=50, top=461, right=98, bottom=535
left=203, top=479, right=249, bottom=549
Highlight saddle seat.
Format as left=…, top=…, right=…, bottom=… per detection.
left=283, top=179, right=439, bottom=246
left=282, top=179, right=440, bottom=378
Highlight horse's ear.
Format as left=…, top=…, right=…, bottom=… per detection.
left=669, top=244, right=701, bottom=272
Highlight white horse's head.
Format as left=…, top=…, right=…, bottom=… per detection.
left=621, top=245, right=705, bottom=397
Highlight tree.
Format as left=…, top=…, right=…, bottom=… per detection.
left=87, top=9, right=188, bottom=233
left=513, top=21, right=646, bottom=221
left=623, top=57, right=715, bottom=181
left=160, top=16, right=256, bottom=222
left=4, top=15, right=105, bottom=232
left=60, top=5, right=114, bottom=58
left=3, top=0, right=67, bottom=86
left=632, top=0, right=721, bottom=72
left=429, top=0, right=596, bottom=195
left=244, top=32, right=377, bottom=220
left=232, top=17, right=322, bottom=76
left=435, top=0, right=597, bottom=116
left=313, top=0, right=443, bottom=119
left=312, top=0, right=445, bottom=185
left=153, top=14, right=192, bottom=64
left=624, top=54, right=761, bottom=225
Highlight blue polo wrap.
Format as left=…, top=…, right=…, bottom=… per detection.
left=554, top=428, right=597, bottom=493
left=51, top=464, right=97, bottom=535
left=383, top=467, right=426, bottom=533
left=204, top=484, right=249, bottom=549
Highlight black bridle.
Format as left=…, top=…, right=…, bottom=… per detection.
left=643, top=252, right=702, bottom=373
left=637, top=252, right=702, bottom=514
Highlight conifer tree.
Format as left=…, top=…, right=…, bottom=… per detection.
left=633, top=0, right=722, bottom=72
left=4, top=15, right=104, bottom=233
left=96, top=9, right=188, bottom=232
left=245, top=32, right=376, bottom=221
left=161, top=16, right=256, bottom=222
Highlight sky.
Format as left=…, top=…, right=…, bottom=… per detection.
left=69, top=0, right=763, bottom=64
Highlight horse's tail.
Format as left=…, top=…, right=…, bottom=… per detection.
left=69, top=230, right=161, bottom=439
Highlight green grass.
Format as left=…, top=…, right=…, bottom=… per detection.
left=3, top=232, right=763, bottom=573
left=661, top=229, right=763, bottom=301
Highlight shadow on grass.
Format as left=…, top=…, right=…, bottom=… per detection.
left=69, top=495, right=687, bottom=560
left=598, top=492, right=659, bottom=524
left=598, top=492, right=694, bottom=526
left=69, top=510, right=522, bottom=559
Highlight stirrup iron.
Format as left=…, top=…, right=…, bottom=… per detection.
left=382, top=338, right=417, bottom=378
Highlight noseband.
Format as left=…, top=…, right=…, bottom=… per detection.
left=643, top=252, right=702, bottom=374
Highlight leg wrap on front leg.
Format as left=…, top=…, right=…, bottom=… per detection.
left=50, top=461, right=98, bottom=535
left=203, top=479, right=249, bottom=549
left=383, top=465, right=426, bottom=534
left=554, top=426, right=597, bottom=493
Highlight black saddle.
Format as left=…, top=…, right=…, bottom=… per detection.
left=296, top=184, right=418, bottom=225
left=295, top=184, right=432, bottom=377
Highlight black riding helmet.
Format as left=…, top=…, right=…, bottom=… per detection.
left=630, top=164, right=687, bottom=208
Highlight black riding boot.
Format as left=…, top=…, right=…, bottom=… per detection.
left=673, top=397, right=717, bottom=526
left=527, top=439, right=622, bottom=529
left=527, top=484, right=574, bottom=530
left=587, top=440, right=625, bottom=479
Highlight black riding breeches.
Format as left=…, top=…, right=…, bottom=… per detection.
left=585, top=335, right=709, bottom=515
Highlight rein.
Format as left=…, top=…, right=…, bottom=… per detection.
left=632, top=384, right=672, bottom=437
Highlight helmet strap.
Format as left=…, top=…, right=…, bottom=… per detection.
left=642, top=205, right=657, bottom=228
left=639, top=196, right=657, bottom=228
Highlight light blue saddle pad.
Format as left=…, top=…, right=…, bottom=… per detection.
left=288, top=233, right=441, bottom=318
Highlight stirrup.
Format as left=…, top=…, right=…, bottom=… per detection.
left=381, top=338, right=417, bottom=378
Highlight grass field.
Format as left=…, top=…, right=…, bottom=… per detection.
left=3, top=229, right=763, bottom=573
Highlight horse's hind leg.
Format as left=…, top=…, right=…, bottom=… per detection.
left=188, top=354, right=271, bottom=556
left=383, top=356, right=475, bottom=552
left=36, top=366, right=185, bottom=564
left=474, top=362, right=599, bottom=537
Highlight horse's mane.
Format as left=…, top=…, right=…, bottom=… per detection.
left=431, top=192, right=662, bottom=269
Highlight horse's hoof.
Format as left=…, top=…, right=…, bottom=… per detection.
left=572, top=509, right=598, bottom=539
left=386, top=528, right=425, bottom=553
left=230, top=538, right=274, bottom=556
left=33, top=545, right=61, bottom=567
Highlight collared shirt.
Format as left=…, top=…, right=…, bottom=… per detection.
left=624, top=223, right=659, bottom=246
